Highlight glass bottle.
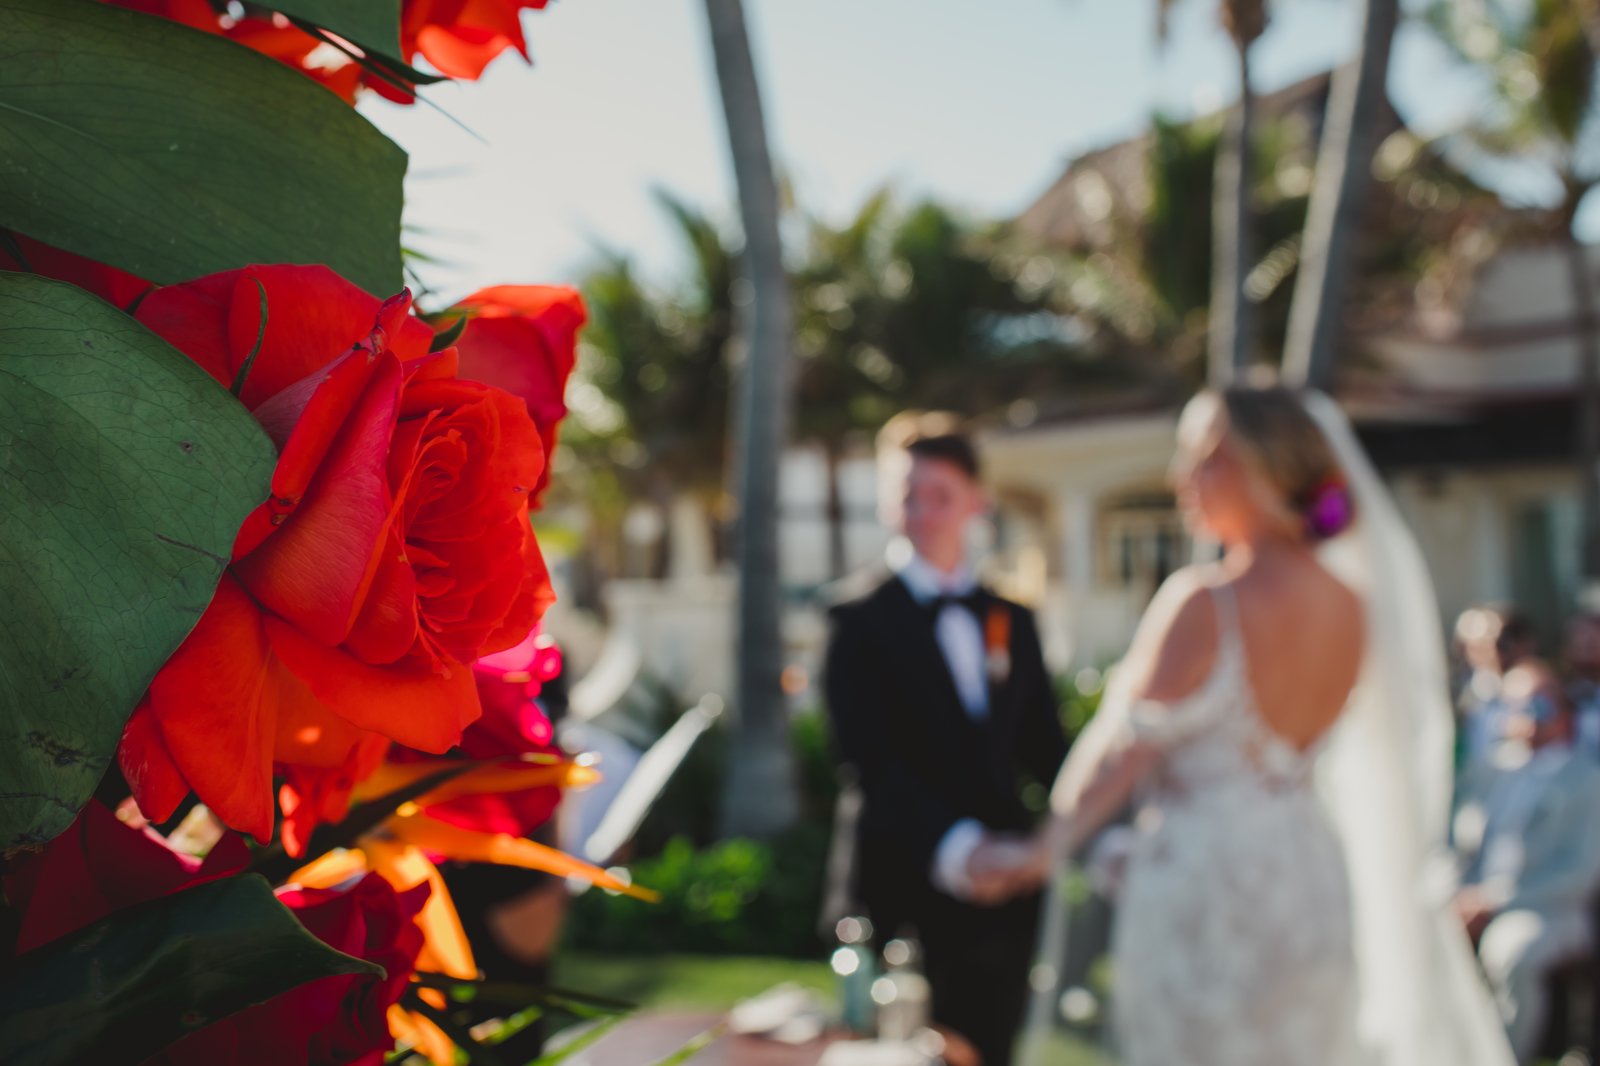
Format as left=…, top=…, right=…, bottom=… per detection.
left=872, top=936, right=930, bottom=1043
left=831, top=916, right=878, bottom=1035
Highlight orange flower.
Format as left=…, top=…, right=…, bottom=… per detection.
left=293, top=795, right=651, bottom=1066
left=118, top=265, right=552, bottom=847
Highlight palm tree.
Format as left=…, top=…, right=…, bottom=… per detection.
left=560, top=191, right=740, bottom=584
left=1038, top=107, right=1312, bottom=384
left=1281, top=0, right=1399, bottom=390
left=700, top=0, right=799, bottom=839
left=1426, top=0, right=1600, bottom=579
left=793, top=190, right=900, bottom=582
left=1158, top=0, right=1269, bottom=385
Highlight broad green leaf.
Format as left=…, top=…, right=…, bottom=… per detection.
left=0, top=273, right=276, bottom=849
left=0, top=0, right=406, bottom=296
left=0, top=875, right=383, bottom=1066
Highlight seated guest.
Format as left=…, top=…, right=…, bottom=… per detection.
left=1563, top=610, right=1600, bottom=760
left=1455, top=605, right=1538, bottom=765
left=1452, top=661, right=1600, bottom=1062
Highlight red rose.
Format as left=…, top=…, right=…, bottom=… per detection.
left=448, top=286, right=584, bottom=507
left=118, top=265, right=553, bottom=847
left=152, top=874, right=430, bottom=1066
left=3, top=801, right=248, bottom=956
left=289, top=876, right=430, bottom=1065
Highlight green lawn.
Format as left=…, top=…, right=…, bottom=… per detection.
left=553, top=951, right=835, bottom=1010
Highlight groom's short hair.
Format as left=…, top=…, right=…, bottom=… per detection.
left=882, top=411, right=981, bottom=482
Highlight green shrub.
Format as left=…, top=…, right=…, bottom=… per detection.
left=565, top=826, right=830, bottom=958
left=790, top=707, right=841, bottom=824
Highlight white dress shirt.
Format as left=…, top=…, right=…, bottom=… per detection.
left=895, top=552, right=993, bottom=899
left=896, top=552, right=989, bottom=719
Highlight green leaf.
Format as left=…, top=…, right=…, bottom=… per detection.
left=428, top=312, right=470, bottom=352
left=0, top=0, right=407, bottom=296
left=411, top=972, right=635, bottom=1015
left=0, top=875, right=383, bottom=1066
left=252, top=0, right=449, bottom=87
left=651, top=1024, right=727, bottom=1066
left=0, top=273, right=276, bottom=849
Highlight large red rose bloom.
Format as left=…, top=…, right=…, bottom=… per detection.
left=118, top=265, right=552, bottom=846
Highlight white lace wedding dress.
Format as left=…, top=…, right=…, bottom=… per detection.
left=1113, top=581, right=1357, bottom=1065
left=1022, top=393, right=1513, bottom=1066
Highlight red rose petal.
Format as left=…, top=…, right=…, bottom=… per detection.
left=233, top=354, right=402, bottom=647
left=142, top=577, right=285, bottom=843
left=266, top=617, right=481, bottom=752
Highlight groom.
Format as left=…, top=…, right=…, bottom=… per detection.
left=825, top=416, right=1069, bottom=1066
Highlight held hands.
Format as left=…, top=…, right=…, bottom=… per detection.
left=1453, top=886, right=1497, bottom=946
left=964, top=831, right=1052, bottom=905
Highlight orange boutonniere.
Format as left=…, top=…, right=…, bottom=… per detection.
left=985, top=603, right=1012, bottom=684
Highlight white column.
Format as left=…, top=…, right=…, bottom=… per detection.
left=668, top=494, right=716, bottom=579
left=1057, top=490, right=1097, bottom=667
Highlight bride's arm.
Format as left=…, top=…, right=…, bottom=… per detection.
left=1040, top=571, right=1221, bottom=862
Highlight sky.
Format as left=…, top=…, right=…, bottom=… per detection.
left=359, top=0, right=1498, bottom=304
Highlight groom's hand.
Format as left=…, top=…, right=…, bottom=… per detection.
left=966, top=834, right=1046, bottom=904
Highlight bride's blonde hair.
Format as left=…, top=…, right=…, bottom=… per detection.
left=1211, top=376, right=1354, bottom=540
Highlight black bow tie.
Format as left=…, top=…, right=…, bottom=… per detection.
left=925, top=590, right=985, bottom=617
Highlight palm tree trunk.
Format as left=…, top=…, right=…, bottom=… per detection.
left=1209, top=41, right=1256, bottom=387
left=1567, top=235, right=1600, bottom=581
left=701, top=0, right=799, bottom=839
left=1282, top=0, right=1399, bottom=390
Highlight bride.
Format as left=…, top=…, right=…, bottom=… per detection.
left=1018, top=382, right=1513, bottom=1065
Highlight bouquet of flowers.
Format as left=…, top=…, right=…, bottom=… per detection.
left=0, top=3, right=649, bottom=1061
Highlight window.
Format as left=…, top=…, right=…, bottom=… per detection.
left=1097, top=492, right=1188, bottom=597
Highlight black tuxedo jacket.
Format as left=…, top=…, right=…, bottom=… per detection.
left=823, top=572, right=1069, bottom=919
